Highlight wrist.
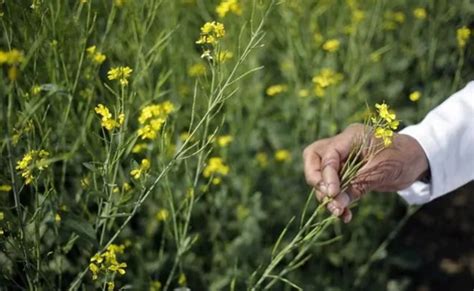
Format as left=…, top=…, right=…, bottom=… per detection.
left=401, top=134, right=430, bottom=183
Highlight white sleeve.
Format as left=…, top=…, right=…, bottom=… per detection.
left=397, top=81, right=474, bottom=205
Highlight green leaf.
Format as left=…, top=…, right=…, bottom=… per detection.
left=62, top=216, right=97, bottom=246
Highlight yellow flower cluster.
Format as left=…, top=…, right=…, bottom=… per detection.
left=137, top=101, right=175, bottom=140
left=217, top=50, right=233, bottom=63
left=155, top=209, right=169, bottom=222
left=150, top=281, right=162, bottom=291
left=372, top=103, right=399, bottom=147
left=457, top=26, right=471, bottom=49
left=89, top=244, right=127, bottom=281
left=216, top=0, right=242, bottom=18
left=86, top=46, right=107, bottom=65
left=130, top=159, right=151, bottom=180
left=216, top=135, right=233, bottom=147
left=409, top=90, right=421, bottom=102
left=196, top=21, right=225, bottom=45
left=178, top=273, right=187, bottom=286
left=322, top=39, right=340, bottom=53
left=203, top=157, right=229, bottom=185
left=383, top=11, right=405, bottom=30
left=0, top=184, right=12, bottom=192
left=95, top=104, right=125, bottom=131
left=312, top=68, right=343, bottom=97
left=16, top=150, right=50, bottom=184
left=0, top=49, right=24, bottom=65
left=0, top=49, right=24, bottom=81
left=107, top=66, right=133, bottom=86
left=188, top=63, right=207, bottom=77
left=274, top=149, right=291, bottom=162
left=266, top=84, right=288, bottom=96
left=132, top=143, right=148, bottom=154
left=352, top=9, right=366, bottom=24
left=413, top=7, right=427, bottom=20
left=114, top=0, right=127, bottom=7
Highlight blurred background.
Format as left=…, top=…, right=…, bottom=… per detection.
left=0, top=0, right=473, bottom=290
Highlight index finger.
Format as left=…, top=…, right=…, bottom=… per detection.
left=303, top=146, right=323, bottom=189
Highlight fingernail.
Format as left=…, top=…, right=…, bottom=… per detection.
left=327, top=183, right=338, bottom=197
left=333, top=208, right=341, bottom=216
left=343, top=215, right=351, bottom=223
left=319, top=182, right=328, bottom=193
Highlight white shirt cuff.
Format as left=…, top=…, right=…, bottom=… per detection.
left=397, top=180, right=431, bottom=205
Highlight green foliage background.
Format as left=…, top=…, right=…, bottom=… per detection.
left=0, top=0, right=472, bottom=290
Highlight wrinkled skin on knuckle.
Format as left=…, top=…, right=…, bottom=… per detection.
left=344, top=123, right=365, bottom=135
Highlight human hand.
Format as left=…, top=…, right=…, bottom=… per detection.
left=302, top=123, right=429, bottom=223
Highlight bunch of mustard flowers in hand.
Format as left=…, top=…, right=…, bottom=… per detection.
left=338, top=102, right=399, bottom=195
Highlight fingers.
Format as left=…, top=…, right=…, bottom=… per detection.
left=303, top=147, right=322, bottom=188
left=315, top=189, right=325, bottom=202
left=321, top=149, right=342, bottom=197
left=342, top=208, right=352, bottom=223
left=327, top=192, right=351, bottom=216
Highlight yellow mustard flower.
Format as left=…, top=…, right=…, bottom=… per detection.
left=55, top=213, right=61, bottom=223
left=372, top=102, right=399, bottom=147
left=216, top=50, right=233, bottom=63
left=178, top=273, right=187, bottom=286
left=375, top=103, right=396, bottom=123
left=89, top=244, right=127, bottom=281
left=123, top=183, right=132, bottom=192
left=352, top=9, right=365, bottom=24
left=187, top=63, right=207, bottom=77
left=137, top=101, right=175, bottom=140
left=392, top=11, right=405, bottom=23
left=217, top=135, right=233, bottom=147
left=413, top=7, right=427, bottom=20
left=156, top=209, right=169, bottom=222
left=298, top=89, right=309, bottom=98
left=383, top=11, right=405, bottom=30
left=266, top=84, right=288, bottom=96
left=457, top=26, right=471, bottom=49
left=275, top=149, right=291, bottom=162
left=0, top=184, right=12, bottom=192
left=114, top=0, right=126, bottom=7
left=16, top=150, right=50, bottom=185
left=107, top=282, right=115, bottom=291
left=95, top=104, right=125, bottom=131
left=86, top=45, right=106, bottom=65
left=375, top=127, right=394, bottom=147
left=132, top=143, right=148, bottom=153
left=196, top=21, right=225, bottom=45
left=322, top=39, right=340, bottom=52
left=130, top=159, right=151, bottom=179
left=0, top=49, right=24, bottom=65
left=31, top=85, right=41, bottom=96
left=216, top=0, right=242, bottom=18
left=312, top=68, right=343, bottom=97
left=203, top=157, right=229, bottom=181
left=0, top=212, right=4, bottom=221
left=409, top=91, right=421, bottom=102
left=107, top=66, right=133, bottom=86
left=150, top=280, right=162, bottom=291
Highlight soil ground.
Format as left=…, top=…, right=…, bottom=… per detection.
left=392, top=182, right=474, bottom=290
